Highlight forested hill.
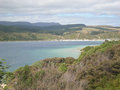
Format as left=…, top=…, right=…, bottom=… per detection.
left=0, top=21, right=86, bottom=35
left=4, top=40, right=120, bottom=90
left=0, top=21, right=120, bottom=41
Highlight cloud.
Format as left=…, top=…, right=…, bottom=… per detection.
left=0, top=0, right=120, bottom=25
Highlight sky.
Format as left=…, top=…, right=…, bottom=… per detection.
left=0, top=0, right=120, bottom=25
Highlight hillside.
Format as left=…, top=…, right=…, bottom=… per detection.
left=63, top=26, right=120, bottom=40
left=0, top=22, right=85, bottom=36
left=0, top=22, right=120, bottom=41
left=4, top=40, right=120, bottom=90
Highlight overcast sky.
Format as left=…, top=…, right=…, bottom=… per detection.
left=0, top=0, right=120, bottom=25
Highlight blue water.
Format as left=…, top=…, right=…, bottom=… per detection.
left=0, top=41, right=103, bottom=71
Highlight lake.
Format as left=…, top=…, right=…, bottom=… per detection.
left=0, top=41, right=103, bottom=71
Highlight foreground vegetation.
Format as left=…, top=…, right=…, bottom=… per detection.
left=0, top=59, right=9, bottom=89
left=1, top=40, right=119, bottom=90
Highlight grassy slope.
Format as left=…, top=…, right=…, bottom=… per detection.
left=0, top=32, right=62, bottom=41
left=63, top=26, right=120, bottom=40
left=0, top=25, right=120, bottom=41
left=4, top=41, right=120, bottom=90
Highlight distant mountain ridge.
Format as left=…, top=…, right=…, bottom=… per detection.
left=0, top=21, right=61, bottom=27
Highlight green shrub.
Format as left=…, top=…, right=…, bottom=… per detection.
left=3, top=86, right=8, bottom=90
left=89, top=74, right=120, bottom=90
left=32, top=61, right=44, bottom=68
left=77, top=41, right=120, bottom=62
left=3, top=72, right=15, bottom=84
left=35, top=70, right=45, bottom=80
left=58, top=63, right=67, bottom=72
left=16, top=65, right=33, bottom=86
left=77, top=46, right=93, bottom=62
left=0, top=58, right=9, bottom=83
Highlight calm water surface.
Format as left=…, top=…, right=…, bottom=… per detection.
left=0, top=41, right=103, bottom=71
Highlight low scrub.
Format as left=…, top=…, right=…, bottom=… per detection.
left=58, top=63, right=67, bottom=72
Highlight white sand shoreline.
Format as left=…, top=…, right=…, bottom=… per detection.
left=0, top=39, right=119, bottom=42
left=0, top=39, right=105, bottom=42
left=56, top=39, right=105, bottom=41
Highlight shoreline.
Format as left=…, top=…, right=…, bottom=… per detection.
left=0, top=38, right=119, bottom=42
left=0, top=39, right=106, bottom=42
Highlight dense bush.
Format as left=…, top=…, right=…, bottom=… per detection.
left=35, top=70, right=45, bottom=80
left=58, top=63, right=67, bottom=72
left=15, top=65, right=33, bottom=86
left=78, top=41, right=120, bottom=62
left=32, top=61, right=45, bottom=68
left=3, top=72, right=15, bottom=84
left=0, top=58, right=8, bottom=83
left=89, top=74, right=120, bottom=90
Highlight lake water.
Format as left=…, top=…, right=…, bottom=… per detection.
left=0, top=41, right=103, bottom=71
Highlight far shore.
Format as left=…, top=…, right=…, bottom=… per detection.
left=0, top=39, right=119, bottom=42
left=0, top=39, right=106, bottom=42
